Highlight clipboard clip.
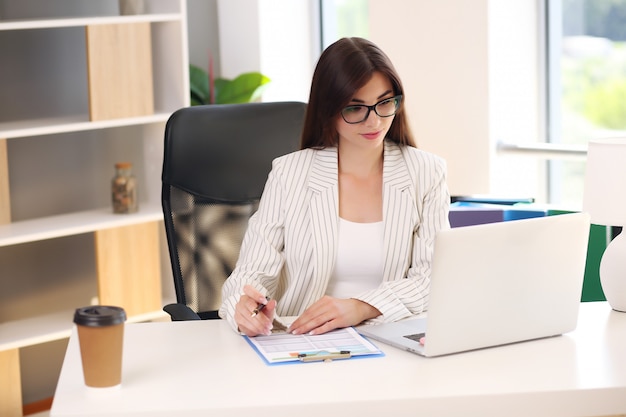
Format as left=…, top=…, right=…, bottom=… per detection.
left=297, top=350, right=352, bottom=363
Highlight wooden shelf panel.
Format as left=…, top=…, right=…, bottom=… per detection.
left=0, top=14, right=182, bottom=31
left=86, top=22, right=154, bottom=121
left=95, top=221, right=163, bottom=318
left=0, top=113, right=172, bottom=140
left=0, top=308, right=170, bottom=352
left=0, top=205, right=163, bottom=247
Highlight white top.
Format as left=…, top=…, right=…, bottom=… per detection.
left=220, top=143, right=451, bottom=331
left=50, top=302, right=626, bottom=417
left=326, top=218, right=384, bottom=298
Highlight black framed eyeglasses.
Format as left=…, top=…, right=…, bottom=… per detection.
left=340, top=95, right=403, bottom=124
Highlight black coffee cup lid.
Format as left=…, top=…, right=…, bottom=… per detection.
left=74, top=305, right=127, bottom=327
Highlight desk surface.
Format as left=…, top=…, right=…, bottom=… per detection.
left=51, top=302, right=626, bottom=417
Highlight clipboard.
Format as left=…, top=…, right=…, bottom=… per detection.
left=244, top=326, right=384, bottom=365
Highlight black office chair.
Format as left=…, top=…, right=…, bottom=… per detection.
left=161, top=102, right=307, bottom=320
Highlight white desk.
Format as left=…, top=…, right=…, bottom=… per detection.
left=51, top=302, right=626, bottom=417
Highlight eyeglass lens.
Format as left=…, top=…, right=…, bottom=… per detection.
left=341, top=95, right=402, bottom=124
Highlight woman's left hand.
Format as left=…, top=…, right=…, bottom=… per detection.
left=288, top=296, right=380, bottom=335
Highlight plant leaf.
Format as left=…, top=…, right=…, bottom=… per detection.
left=212, top=78, right=229, bottom=104
left=215, top=72, right=271, bottom=104
left=189, top=64, right=210, bottom=105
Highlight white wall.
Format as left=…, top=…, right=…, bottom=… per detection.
left=187, top=0, right=220, bottom=73
left=487, top=0, right=545, bottom=201
left=369, top=0, right=490, bottom=195
left=369, top=0, right=541, bottom=197
left=216, top=0, right=318, bottom=103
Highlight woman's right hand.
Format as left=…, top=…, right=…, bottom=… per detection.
left=234, top=284, right=276, bottom=336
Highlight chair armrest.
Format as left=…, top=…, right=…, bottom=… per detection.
left=163, top=303, right=202, bottom=321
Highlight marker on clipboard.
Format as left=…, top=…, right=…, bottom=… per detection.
left=297, top=350, right=352, bottom=362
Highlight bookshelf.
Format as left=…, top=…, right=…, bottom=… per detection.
left=0, top=1, right=189, bottom=415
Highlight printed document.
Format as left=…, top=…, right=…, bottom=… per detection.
left=245, top=326, right=383, bottom=364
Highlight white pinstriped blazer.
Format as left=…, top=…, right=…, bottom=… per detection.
left=219, top=140, right=450, bottom=331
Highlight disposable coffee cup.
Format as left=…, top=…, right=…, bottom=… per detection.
left=73, top=305, right=126, bottom=388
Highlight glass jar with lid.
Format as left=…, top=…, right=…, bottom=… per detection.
left=111, top=162, right=138, bottom=214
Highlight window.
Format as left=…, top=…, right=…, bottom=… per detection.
left=547, top=0, right=626, bottom=204
left=320, top=0, right=369, bottom=49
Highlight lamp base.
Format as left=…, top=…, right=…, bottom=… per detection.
left=599, top=231, right=626, bottom=312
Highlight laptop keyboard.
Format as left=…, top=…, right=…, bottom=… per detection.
left=404, top=332, right=426, bottom=342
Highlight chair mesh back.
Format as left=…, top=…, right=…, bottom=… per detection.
left=166, top=185, right=258, bottom=314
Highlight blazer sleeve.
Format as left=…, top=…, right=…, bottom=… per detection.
left=218, top=157, right=288, bottom=331
left=356, top=151, right=450, bottom=323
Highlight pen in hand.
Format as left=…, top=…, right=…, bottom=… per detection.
left=251, top=296, right=270, bottom=317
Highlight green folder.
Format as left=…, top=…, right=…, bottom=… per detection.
left=546, top=209, right=607, bottom=302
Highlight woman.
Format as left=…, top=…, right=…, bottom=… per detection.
left=218, top=37, right=450, bottom=336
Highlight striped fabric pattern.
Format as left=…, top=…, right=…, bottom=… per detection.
left=219, top=140, right=450, bottom=331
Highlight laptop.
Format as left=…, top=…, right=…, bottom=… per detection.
left=357, top=212, right=591, bottom=357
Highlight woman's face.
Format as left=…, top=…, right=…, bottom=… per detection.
left=335, top=71, right=395, bottom=151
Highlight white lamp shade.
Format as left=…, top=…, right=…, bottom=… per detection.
left=582, top=137, right=626, bottom=226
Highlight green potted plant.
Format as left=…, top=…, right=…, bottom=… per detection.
left=189, top=64, right=271, bottom=105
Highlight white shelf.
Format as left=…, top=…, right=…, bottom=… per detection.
left=0, top=113, right=172, bottom=139
left=0, top=308, right=169, bottom=352
left=0, top=14, right=182, bottom=31
left=0, top=204, right=163, bottom=247
left=0, top=1, right=187, bottom=411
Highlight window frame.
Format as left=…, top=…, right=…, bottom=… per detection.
left=496, top=0, right=587, bottom=205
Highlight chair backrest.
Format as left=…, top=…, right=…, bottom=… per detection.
left=162, top=102, right=307, bottom=319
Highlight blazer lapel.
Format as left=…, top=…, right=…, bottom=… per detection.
left=382, top=142, right=416, bottom=281
left=307, top=148, right=339, bottom=290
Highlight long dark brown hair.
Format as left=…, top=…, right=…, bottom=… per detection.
left=300, top=37, right=416, bottom=149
